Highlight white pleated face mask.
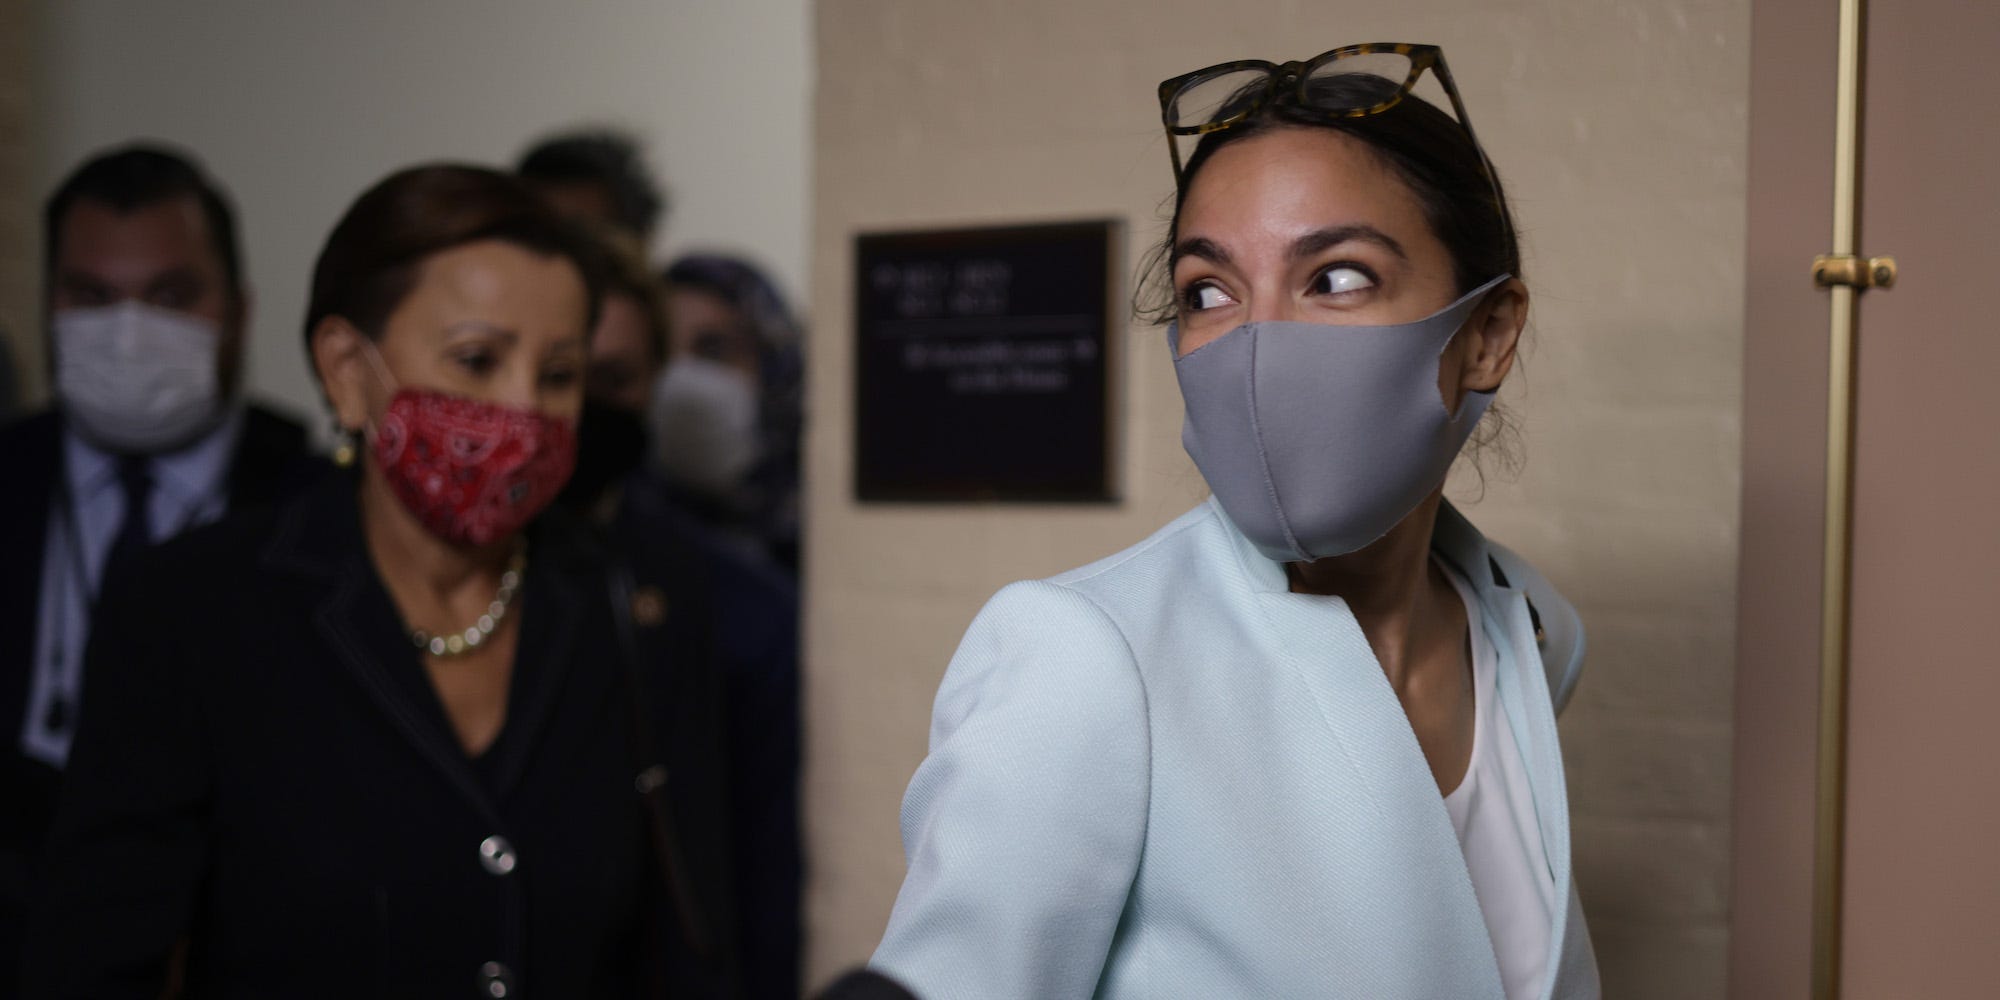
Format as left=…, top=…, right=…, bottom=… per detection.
left=648, top=356, right=762, bottom=501
left=1171, top=275, right=1507, bottom=563
left=53, top=300, right=225, bottom=454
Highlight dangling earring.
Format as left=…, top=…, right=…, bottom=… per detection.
left=332, top=425, right=359, bottom=468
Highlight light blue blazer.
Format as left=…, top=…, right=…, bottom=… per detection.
left=872, top=498, right=1600, bottom=999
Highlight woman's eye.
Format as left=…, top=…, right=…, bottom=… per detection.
left=454, top=352, right=497, bottom=376
left=539, top=366, right=580, bottom=389
left=1181, top=282, right=1236, bottom=312
left=1313, top=266, right=1376, bottom=296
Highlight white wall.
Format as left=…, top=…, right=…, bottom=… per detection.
left=30, top=0, right=810, bottom=420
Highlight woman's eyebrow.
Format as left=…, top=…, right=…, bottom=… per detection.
left=1290, top=224, right=1408, bottom=262
left=441, top=319, right=518, bottom=342
left=1171, top=236, right=1231, bottom=268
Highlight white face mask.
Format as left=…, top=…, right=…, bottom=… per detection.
left=649, top=356, right=761, bottom=502
left=53, top=300, right=225, bottom=454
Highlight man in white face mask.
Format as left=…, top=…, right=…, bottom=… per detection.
left=0, top=144, right=310, bottom=981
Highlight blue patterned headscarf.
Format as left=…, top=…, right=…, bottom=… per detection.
left=662, top=253, right=804, bottom=570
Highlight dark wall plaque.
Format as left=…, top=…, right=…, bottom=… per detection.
left=854, top=221, right=1118, bottom=502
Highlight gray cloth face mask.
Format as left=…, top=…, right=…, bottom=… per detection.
left=1170, top=275, right=1508, bottom=564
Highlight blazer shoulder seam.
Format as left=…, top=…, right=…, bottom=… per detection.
left=1046, top=504, right=1218, bottom=590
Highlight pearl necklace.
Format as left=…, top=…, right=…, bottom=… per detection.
left=411, top=545, right=527, bottom=658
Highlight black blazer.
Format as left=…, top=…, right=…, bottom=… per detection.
left=0, top=405, right=314, bottom=837
left=21, top=469, right=740, bottom=999
left=0, top=404, right=312, bottom=997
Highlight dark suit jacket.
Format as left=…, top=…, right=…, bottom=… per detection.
left=0, top=404, right=312, bottom=995
left=20, top=469, right=740, bottom=999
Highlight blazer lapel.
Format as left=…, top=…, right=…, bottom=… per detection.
left=1210, top=497, right=1501, bottom=988
left=1432, top=506, right=1573, bottom=862
left=260, top=474, right=503, bottom=827
left=1493, top=587, right=1580, bottom=1000
left=478, top=535, right=586, bottom=804
left=1434, top=503, right=1583, bottom=997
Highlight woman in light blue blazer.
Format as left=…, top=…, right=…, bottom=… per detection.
left=871, top=44, right=1600, bottom=999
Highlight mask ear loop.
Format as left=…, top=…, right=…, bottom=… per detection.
left=348, top=335, right=403, bottom=455
left=1440, top=275, right=1514, bottom=421
left=357, top=337, right=401, bottom=391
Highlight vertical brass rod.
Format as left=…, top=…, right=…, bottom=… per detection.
left=1814, top=286, right=1857, bottom=1000
left=1813, top=0, right=1867, bottom=996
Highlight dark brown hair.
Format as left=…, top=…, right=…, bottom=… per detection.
left=304, top=164, right=606, bottom=349
left=515, top=128, right=665, bottom=240
left=588, top=224, right=671, bottom=365
left=46, top=143, right=243, bottom=303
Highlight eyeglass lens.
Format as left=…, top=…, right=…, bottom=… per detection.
left=1168, top=51, right=1435, bottom=132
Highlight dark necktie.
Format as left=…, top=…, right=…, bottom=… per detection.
left=42, top=458, right=154, bottom=736
left=100, top=455, right=155, bottom=597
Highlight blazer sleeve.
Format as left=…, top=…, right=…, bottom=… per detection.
left=870, top=580, right=1150, bottom=1000
left=22, top=560, right=211, bottom=998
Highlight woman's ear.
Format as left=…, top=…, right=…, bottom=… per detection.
left=311, top=316, right=374, bottom=431
left=1457, top=278, right=1528, bottom=394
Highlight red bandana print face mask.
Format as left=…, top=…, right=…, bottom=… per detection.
left=370, top=388, right=577, bottom=547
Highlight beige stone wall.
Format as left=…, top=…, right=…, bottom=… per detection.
left=0, top=0, right=35, bottom=410
left=804, top=2, right=1748, bottom=996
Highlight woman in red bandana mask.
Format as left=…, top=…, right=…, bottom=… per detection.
left=28, top=166, right=741, bottom=998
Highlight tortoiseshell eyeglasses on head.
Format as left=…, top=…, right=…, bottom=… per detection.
left=1156, top=42, right=1513, bottom=246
